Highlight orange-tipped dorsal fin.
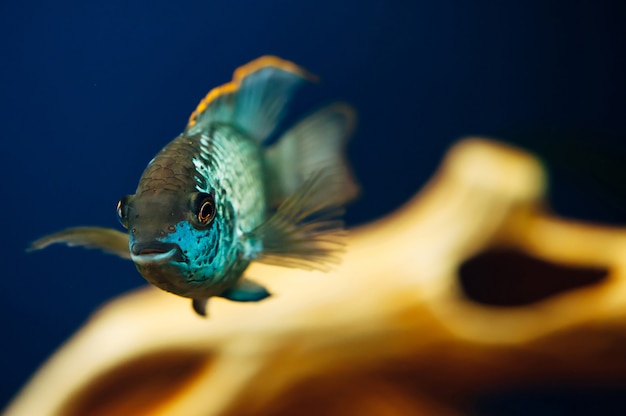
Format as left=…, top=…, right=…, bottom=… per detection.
left=186, top=56, right=317, bottom=143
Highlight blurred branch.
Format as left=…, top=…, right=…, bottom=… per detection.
left=7, top=138, right=626, bottom=416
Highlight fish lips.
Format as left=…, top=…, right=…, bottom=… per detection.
left=130, top=241, right=185, bottom=265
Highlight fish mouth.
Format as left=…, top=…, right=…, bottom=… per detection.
left=130, top=241, right=185, bottom=265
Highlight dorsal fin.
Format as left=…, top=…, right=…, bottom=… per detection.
left=185, top=56, right=317, bottom=143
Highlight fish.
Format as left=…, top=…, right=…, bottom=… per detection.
left=28, top=56, right=359, bottom=317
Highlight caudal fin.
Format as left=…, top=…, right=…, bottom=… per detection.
left=264, top=102, right=360, bottom=209
left=185, top=56, right=316, bottom=143
left=248, top=103, right=360, bottom=271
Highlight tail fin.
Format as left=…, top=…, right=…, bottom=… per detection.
left=185, top=56, right=317, bottom=143
left=246, top=104, right=359, bottom=271
left=264, top=102, right=360, bottom=209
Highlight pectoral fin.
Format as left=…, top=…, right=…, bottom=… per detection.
left=27, top=226, right=130, bottom=259
left=219, top=278, right=271, bottom=302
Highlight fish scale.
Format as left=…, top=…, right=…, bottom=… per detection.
left=193, top=125, right=266, bottom=236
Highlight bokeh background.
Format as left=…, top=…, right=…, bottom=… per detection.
left=1, top=1, right=625, bottom=414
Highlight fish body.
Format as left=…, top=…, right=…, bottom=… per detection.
left=128, top=125, right=264, bottom=300
left=29, top=56, right=359, bottom=316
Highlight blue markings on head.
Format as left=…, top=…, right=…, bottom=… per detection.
left=160, top=219, right=229, bottom=283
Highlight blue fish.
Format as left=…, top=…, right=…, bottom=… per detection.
left=29, top=56, right=359, bottom=316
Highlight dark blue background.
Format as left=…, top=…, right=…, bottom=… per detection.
left=1, top=1, right=625, bottom=413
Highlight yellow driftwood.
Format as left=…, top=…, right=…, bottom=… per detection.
left=6, top=138, right=626, bottom=416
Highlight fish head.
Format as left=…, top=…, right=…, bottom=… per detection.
left=116, top=190, right=234, bottom=298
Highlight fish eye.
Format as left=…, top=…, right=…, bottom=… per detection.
left=195, top=193, right=216, bottom=225
left=116, top=196, right=130, bottom=229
